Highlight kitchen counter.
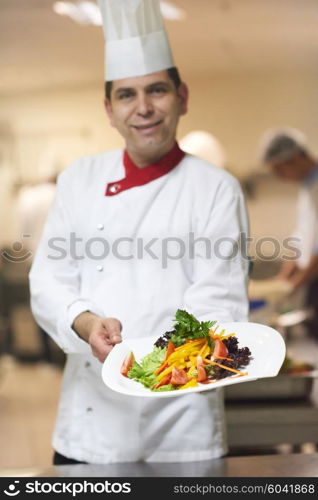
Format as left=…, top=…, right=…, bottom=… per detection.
left=225, top=399, right=318, bottom=449
left=1, top=453, right=318, bottom=477
left=224, top=375, right=318, bottom=450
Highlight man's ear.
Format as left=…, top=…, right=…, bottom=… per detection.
left=104, top=98, right=115, bottom=127
left=177, top=82, right=189, bottom=116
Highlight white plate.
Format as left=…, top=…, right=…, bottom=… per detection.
left=101, top=322, right=286, bottom=398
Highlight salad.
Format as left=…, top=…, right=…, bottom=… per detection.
left=120, top=309, right=252, bottom=392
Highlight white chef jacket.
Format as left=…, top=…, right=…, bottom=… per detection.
left=29, top=148, right=249, bottom=464
left=293, top=167, right=318, bottom=269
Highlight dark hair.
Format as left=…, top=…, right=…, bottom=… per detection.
left=262, top=135, right=307, bottom=165
left=105, top=66, right=182, bottom=100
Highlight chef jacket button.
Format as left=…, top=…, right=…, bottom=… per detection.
left=97, top=223, right=104, bottom=230
left=96, top=265, right=104, bottom=272
left=109, top=183, right=120, bottom=193
left=85, top=361, right=91, bottom=368
left=86, top=407, right=93, bottom=413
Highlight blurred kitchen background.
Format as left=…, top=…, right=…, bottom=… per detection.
left=1, top=0, right=318, bottom=471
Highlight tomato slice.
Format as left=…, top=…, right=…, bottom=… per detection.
left=212, top=339, right=228, bottom=359
left=170, top=367, right=188, bottom=386
left=120, top=352, right=135, bottom=376
left=196, top=355, right=207, bottom=382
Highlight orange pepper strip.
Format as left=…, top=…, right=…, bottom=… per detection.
left=214, top=356, right=234, bottom=362
left=209, top=326, right=219, bottom=339
left=154, top=362, right=168, bottom=376
left=152, top=374, right=172, bottom=389
left=154, top=341, right=175, bottom=375
left=165, top=341, right=175, bottom=361
left=228, top=372, right=248, bottom=379
left=204, top=359, right=243, bottom=374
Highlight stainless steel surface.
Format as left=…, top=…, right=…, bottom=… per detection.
left=224, top=374, right=316, bottom=401
left=224, top=370, right=318, bottom=448
left=225, top=400, right=318, bottom=447
left=1, top=453, right=318, bottom=477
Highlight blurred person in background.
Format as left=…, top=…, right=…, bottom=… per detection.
left=260, top=128, right=318, bottom=339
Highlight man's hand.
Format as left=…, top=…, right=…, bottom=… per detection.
left=275, top=260, right=298, bottom=281
left=72, top=312, right=122, bottom=362
left=285, top=256, right=318, bottom=291
left=287, top=271, right=307, bottom=291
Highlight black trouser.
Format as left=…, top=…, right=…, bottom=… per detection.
left=53, top=451, right=87, bottom=465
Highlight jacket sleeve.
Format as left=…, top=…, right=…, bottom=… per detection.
left=182, top=178, right=250, bottom=323
left=29, top=172, right=104, bottom=354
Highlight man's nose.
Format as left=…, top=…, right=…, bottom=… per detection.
left=135, top=93, right=154, bottom=116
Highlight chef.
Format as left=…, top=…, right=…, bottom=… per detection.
left=259, top=128, right=318, bottom=336
left=29, top=0, right=249, bottom=464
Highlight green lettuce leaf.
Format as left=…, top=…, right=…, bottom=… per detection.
left=127, top=346, right=166, bottom=389
left=152, top=384, right=176, bottom=392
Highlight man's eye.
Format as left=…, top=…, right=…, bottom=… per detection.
left=150, top=87, right=166, bottom=94
left=118, top=92, right=133, bottom=99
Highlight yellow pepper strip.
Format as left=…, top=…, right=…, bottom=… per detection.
left=201, top=344, right=211, bottom=360
left=204, top=359, right=244, bottom=375
left=157, top=365, right=174, bottom=381
left=178, top=379, right=198, bottom=390
left=176, top=363, right=186, bottom=370
left=174, top=339, right=204, bottom=352
left=189, top=350, right=201, bottom=359
left=168, top=347, right=202, bottom=364
left=198, top=341, right=208, bottom=357
left=166, top=353, right=180, bottom=364
left=220, top=333, right=236, bottom=339
left=158, top=359, right=194, bottom=381
left=177, top=343, right=205, bottom=356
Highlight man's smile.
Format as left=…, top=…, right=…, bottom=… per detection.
left=131, top=120, right=163, bottom=131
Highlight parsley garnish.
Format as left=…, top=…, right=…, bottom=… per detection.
left=170, top=309, right=216, bottom=348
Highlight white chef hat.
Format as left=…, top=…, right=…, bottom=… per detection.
left=258, top=127, right=308, bottom=165
left=98, top=0, right=175, bottom=81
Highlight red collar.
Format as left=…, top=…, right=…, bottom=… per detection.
left=105, top=142, right=185, bottom=196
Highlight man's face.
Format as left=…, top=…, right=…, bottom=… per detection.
left=104, top=70, right=188, bottom=161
